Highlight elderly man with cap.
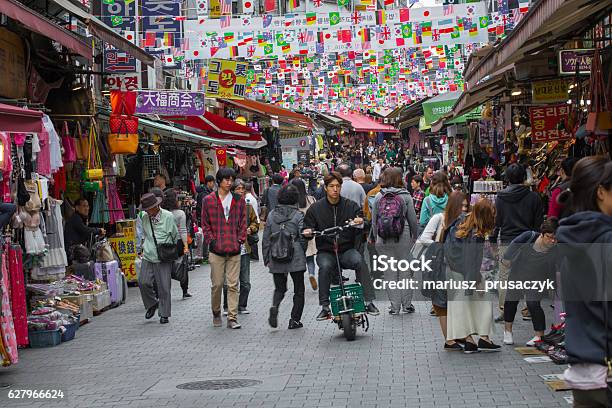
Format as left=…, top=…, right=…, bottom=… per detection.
left=137, top=192, right=179, bottom=324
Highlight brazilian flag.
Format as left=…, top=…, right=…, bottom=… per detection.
left=401, top=23, right=412, bottom=39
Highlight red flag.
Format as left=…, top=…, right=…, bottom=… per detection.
left=264, top=0, right=276, bottom=12
left=384, top=0, right=393, bottom=5
left=216, top=148, right=227, bottom=167
left=399, top=8, right=409, bottom=23
left=144, top=32, right=156, bottom=47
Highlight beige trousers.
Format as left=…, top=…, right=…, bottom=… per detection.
left=210, top=253, right=241, bottom=320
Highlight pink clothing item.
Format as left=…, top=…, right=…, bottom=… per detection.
left=547, top=187, right=564, bottom=218
left=12, top=133, right=26, bottom=146
left=0, top=251, right=18, bottom=365
left=8, top=246, right=27, bottom=348
left=36, top=131, right=52, bottom=176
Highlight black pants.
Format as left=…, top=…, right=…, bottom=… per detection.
left=503, top=298, right=545, bottom=332
left=272, top=271, right=305, bottom=322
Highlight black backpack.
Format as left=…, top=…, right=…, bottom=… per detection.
left=420, top=241, right=445, bottom=299
left=270, top=217, right=295, bottom=263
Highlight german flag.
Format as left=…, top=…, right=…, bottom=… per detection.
left=375, top=10, right=386, bottom=25
left=163, top=32, right=173, bottom=46
left=229, top=46, right=239, bottom=57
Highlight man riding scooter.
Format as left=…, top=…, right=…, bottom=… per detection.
left=303, top=171, right=380, bottom=320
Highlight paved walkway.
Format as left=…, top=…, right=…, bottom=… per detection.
left=1, top=256, right=570, bottom=408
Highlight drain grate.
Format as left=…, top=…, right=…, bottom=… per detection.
left=176, top=379, right=262, bottom=391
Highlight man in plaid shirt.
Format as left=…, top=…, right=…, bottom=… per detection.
left=201, top=168, right=247, bottom=329
left=411, top=175, right=425, bottom=219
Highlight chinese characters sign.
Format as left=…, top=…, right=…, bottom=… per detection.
left=531, top=80, right=569, bottom=104
left=206, top=59, right=248, bottom=99
left=529, top=104, right=571, bottom=142
left=109, top=222, right=137, bottom=282
left=135, top=91, right=205, bottom=115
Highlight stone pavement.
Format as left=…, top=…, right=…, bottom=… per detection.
left=1, top=256, right=570, bottom=408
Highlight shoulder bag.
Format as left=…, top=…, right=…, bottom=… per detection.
left=148, top=216, right=180, bottom=262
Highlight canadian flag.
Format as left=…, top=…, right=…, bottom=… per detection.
left=242, top=0, right=254, bottom=14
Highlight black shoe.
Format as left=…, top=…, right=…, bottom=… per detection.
left=478, top=338, right=501, bottom=352
left=182, top=293, right=192, bottom=299
left=444, top=342, right=463, bottom=351
left=145, top=303, right=158, bottom=319
left=429, top=307, right=437, bottom=316
left=159, top=317, right=169, bottom=324
left=342, top=275, right=349, bottom=282
left=288, top=319, right=303, bottom=329
left=463, top=342, right=480, bottom=354
left=316, top=307, right=331, bottom=321
left=268, top=306, right=278, bottom=328
left=403, top=304, right=415, bottom=314
left=366, top=303, right=380, bottom=316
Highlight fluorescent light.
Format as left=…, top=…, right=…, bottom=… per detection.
left=511, top=89, right=522, bottom=96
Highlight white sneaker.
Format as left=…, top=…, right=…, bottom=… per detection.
left=526, top=336, right=541, bottom=347
left=503, top=331, right=514, bottom=345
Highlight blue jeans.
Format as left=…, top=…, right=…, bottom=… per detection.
left=316, top=249, right=375, bottom=306
left=223, top=254, right=251, bottom=309
left=306, top=255, right=316, bottom=277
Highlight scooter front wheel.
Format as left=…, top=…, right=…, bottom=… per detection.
left=341, top=313, right=356, bottom=341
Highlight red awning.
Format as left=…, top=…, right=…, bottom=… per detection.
left=162, top=111, right=266, bottom=149
left=333, top=112, right=398, bottom=133
left=0, top=0, right=91, bottom=60
left=0, top=103, right=43, bottom=133
left=222, top=98, right=313, bottom=129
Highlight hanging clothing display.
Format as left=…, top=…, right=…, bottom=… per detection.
left=42, top=115, right=63, bottom=173
left=39, top=199, right=67, bottom=269
left=105, top=175, right=124, bottom=224
left=0, top=252, right=18, bottom=366
left=91, top=190, right=109, bottom=225
left=8, top=245, right=27, bottom=347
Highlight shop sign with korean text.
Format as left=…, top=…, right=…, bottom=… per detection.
left=532, top=80, right=569, bottom=104
left=135, top=91, right=205, bottom=115
left=558, top=49, right=594, bottom=75
left=105, top=74, right=140, bottom=91
left=529, top=104, right=572, bottom=142
left=206, top=59, right=248, bottom=99
left=100, top=0, right=137, bottom=73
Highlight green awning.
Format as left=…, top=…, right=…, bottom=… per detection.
left=422, top=91, right=481, bottom=126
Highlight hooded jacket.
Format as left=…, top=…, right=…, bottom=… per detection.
left=556, top=211, right=612, bottom=366
left=419, top=193, right=448, bottom=227
left=494, top=184, right=543, bottom=243
left=370, top=187, right=419, bottom=245
left=262, top=205, right=307, bottom=274
left=303, top=196, right=362, bottom=254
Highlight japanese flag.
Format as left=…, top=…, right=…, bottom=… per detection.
left=123, top=30, right=136, bottom=44
left=163, top=55, right=175, bottom=66
left=318, top=77, right=325, bottom=85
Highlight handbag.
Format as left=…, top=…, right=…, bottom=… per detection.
left=85, top=121, right=103, bottom=180
left=110, top=90, right=137, bottom=115
left=61, top=121, right=77, bottom=163
left=586, top=48, right=612, bottom=132
left=148, top=216, right=179, bottom=262
left=108, top=114, right=139, bottom=154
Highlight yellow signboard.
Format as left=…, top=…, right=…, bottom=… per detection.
left=532, top=80, right=569, bottom=104
left=109, top=220, right=137, bottom=282
left=209, top=0, right=221, bottom=18
left=206, top=59, right=248, bottom=99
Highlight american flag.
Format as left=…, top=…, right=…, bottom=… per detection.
left=443, top=5, right=453, bottom=16
left=220, top=15, right=231, bottom=28
left=221, top=0, right=232, bottom=15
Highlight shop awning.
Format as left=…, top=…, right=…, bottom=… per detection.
left=0, top=0, right=91, bottom=60
left=422, top=92, right=482, bottom=129
left=222, top=98, right=313, bottom=129
left=464, top=0, right=612, bottom=89
left=332, top=112, right=398, bottom=133
left=452, top=74, right=508, bottom=119
left=162, top=111, right=267, bottom=149
left=0, top=103, right=43, bottom=133
left=50, top=0, right=155, bottom=66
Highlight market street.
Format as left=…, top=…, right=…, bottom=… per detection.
left=1, top=257, right=570, bottom=408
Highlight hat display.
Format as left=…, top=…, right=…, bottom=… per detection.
left=139, top=193, right=162, bottom=211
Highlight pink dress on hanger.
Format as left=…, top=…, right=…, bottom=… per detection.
left=36, top=130, right=52, bottom=176
left=0, top=252, right=18, bottom=365
left=8, top=245, right=27, bottom=347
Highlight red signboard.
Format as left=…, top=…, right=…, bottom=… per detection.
left=529, top=104, right=572, bottom=142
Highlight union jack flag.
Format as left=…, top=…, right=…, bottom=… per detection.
left=379, top=26, right=391, bottom=41
left=351, top=11, right=362, bottom=25
left=432, top=29, right=440, bottom=42
left=247, top=45, right=256, bottom=57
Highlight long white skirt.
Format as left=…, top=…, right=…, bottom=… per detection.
left=446, top=270, right=494, bottom=340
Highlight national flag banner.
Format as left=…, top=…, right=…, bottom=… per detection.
left=456, top=17, right=464, bottom=31
left=163, top=54, right=175, bottom=66
left=519, top=0, right=529, bottom=13
left=421, top=22, right=432, bottom=36
left=264, top=0, right=276, bottom=12
left=276, top=33, right=286, bottom=46
left=163, top=32, right=174, bottom=46
left=451, top=27, right=460, bottom=39
left=479, top=16, right=490, bottom=29
left=242, top=0, right=253, bottom=14
left=282, top=44, right=291, bottom=54
left=220, top=15, right=231, bottom=29
left=144, top=32, right=156, bottom=47
left=229, top=45, right=239, bottom=57
left=123, top=30, right=135, bottom=44
left=376, top=10, right=386, bottom=25
left=469, top=24, right=478, bottom=37
left=329, top=12, right=340, bottom=26
left=399, top=8, right=409, bottom=23
left=224, top=32, right=235, bottom=42
left=438, top=19, right=454, bottom=34
left=288, top=0, right=299, bottom=10
left=401, top=23, right=412, bottom=38
left=338, top=0, right=349, bottom=7
left=264, top=43, right=274, bottom=55
left=383, top=0, right=393, bottom=5
left=306, top=12, right=316, bottom=25
left=395, top=37, right=405, bottom=47
left=312, top=0, right=323, bottom=7
left=221, top=0, right=232, bottom=14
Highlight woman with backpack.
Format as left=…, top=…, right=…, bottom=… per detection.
left=445, top=199, right=501, bottom=353
left=263, top=185, right=308, bottom=329
left=413, top=191, right=469, bottom=349
left=290, top=178, right=318, bottom=290
left=369, top=167, right=419, bottom=315
left=419, top=172, right=451, bottom=229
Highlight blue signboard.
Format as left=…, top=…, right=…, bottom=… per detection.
left=100, top=0, right=137, bottom=72
left=141, top=0, right=181, bottom=48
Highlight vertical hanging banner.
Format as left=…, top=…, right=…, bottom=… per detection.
left=100, top=0, right=137, bottom=73
left=529, top=104, right=572, bottom=142
left=206, top=59, right=248, bottom=99
left=142, top=0, right=182, bottom=48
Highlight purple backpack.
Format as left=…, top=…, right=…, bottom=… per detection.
left=376, top=192, right=406, bottom=241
